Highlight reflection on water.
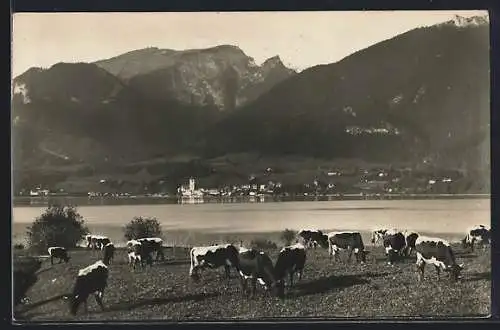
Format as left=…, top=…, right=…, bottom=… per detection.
left=12, top=193, right=489, bottom=207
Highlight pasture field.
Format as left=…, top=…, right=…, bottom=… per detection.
left=13, top=240, right=490, bottom=321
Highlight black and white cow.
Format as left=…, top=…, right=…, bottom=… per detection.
left=383, top=232, right=406, bottom=264
left=102, top=243, right=115, bottom=265
left=415, top=236, right=464, bottom=282
left=127, top=240, right=152, bottom=270
left=189, top=244, right=240, bottom=282
left=327, top=231, right=367, bottom=263
left=274, top=243, right=307, bottom=289
left=238, top=247, right=284, bottom=298
left=65, top=258, right=110, bottom=315
left=297, top=229, right=329, bottom=249
left=48, top=247, right=70, bottom=265
left=462, top=225, right=490, bottom=252
left=137, top=237, right=165, bottom=261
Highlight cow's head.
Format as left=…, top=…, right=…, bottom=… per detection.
left=270, top=279, right=285, bottom=298
left=445, top=263, right=464, bottom=282
left=63, top=255, right=71, bottom=263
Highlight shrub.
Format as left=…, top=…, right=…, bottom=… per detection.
left=26, top=205, right=89, bottom=253
left=123, top=216, right=162, bottom=241
left=250, top=238, right=277, bottom=250
left=280, top=228, right=297, bottom=246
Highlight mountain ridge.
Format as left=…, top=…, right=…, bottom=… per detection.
left=11, top=16, right=490, bottom=193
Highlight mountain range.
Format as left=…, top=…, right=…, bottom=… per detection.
left=11, top=15, right=490, bottom=192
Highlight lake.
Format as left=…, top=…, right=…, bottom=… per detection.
left=11, top=198, right=490, bottom=247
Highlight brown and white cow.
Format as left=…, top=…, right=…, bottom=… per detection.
left=403, top=231, right=419, bottom=256
left=136, top=237, right=165, bottom=261
left=86, top=235, right=111, bottom=250
left=65, top=259, right=110, bottom=315
left=297, top=229, right=329, bottom=249
left=462, top=225, right=490, bottom=252
left=238, top=247, right=284, bottom=298
left=189, top=244, right=241, bottom=282
left=327, top=231, right=367, bottom=263
left=48, top=247, right=70, bottom=265
left=370, top=229, right=388, bottom=246
left=126, top=240, right=152, bottom=270
left=274, top=243, right=307, bottom=290
left=383, top=231, right=407, bottom=264
left=415, top=236, right=464, bottom=282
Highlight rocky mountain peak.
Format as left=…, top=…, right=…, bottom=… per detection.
left=439, top=14, right=489, bottom=28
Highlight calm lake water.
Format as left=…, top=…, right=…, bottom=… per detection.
left=12, top=199, right=490, bottom=247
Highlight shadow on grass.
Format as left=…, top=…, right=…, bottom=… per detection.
left=362, top=271, right=397, bottom=278
left=101, top=292, right=220, bottom=313
left=15, top=293, right=68, bottom=315
left=291, top=274, right=370, bottom=297
left=35, top=267, right=54, bottom=276
left=456, top=254, right=479, bottom=260
left=462, top=271, right=491, bottom=282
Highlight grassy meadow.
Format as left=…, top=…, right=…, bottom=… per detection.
left=13, top=237, right=491, bottom=321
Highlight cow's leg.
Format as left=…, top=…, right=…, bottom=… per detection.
left=241, top=278, right=248, bottom=296
left=83, top=298, right=89, bottom=313
left=50, top=256, right=54, bottom=266
left=347, top=247, right=353, bottom=263
left=157, top=249, right=165, bottom=261
left=94, top=290, right=105, bottom=311
left=251, top=277, right=257, bottom=297
left=416, top=260, right=425, bottom=282
left=59, top=258, right=63, bottom=264
left=289, top=272, right=294, bottom=288
left=434, top=265, right=441, bottom=281
left=298, top=269, right=303, bottom=281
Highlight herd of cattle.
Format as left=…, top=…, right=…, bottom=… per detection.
left=36, top=225, right=490, bottom=316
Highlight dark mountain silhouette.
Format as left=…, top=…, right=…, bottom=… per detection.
left=11, top=62, right=221, bottom=171
left=94, top=45, right=296, bottom=111
left=202, top=16, right=490, bottom=171
left=11, top=15, right=490, bottom=191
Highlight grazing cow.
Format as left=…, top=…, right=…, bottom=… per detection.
left=462, top=225, right=490, bottom=252
left=370, top=229, right=388, bottom=246
left=403, top=231, right=419, bottom=256
left=48, top=247, right=70, bottom=265
left=415, top=236, right=464, bottom=282
left=127, top=241, right=152, bottom=269
left=137, top=237, right=165, bottom=261
left=86, top=235, right=111, bottom=250
left=274, top=243, right=307, bottom=289
left=102, top=243, right=115, bottom=265
left=238, top=248, right=284, bottom=298
left=297, top=229, right=329, bottom=249
left=327, top=231, right=367, bottom=263
left=66, top=259, right=110, bottom=315
left=383, top=232, right=406, bottom=264
left=189, top=244, right=240, bottom=282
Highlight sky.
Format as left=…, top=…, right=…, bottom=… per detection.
left=11, top=10, right=487, bottom=77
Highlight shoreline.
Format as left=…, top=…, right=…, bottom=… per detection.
left=12, top=193, right=491, bottom=207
